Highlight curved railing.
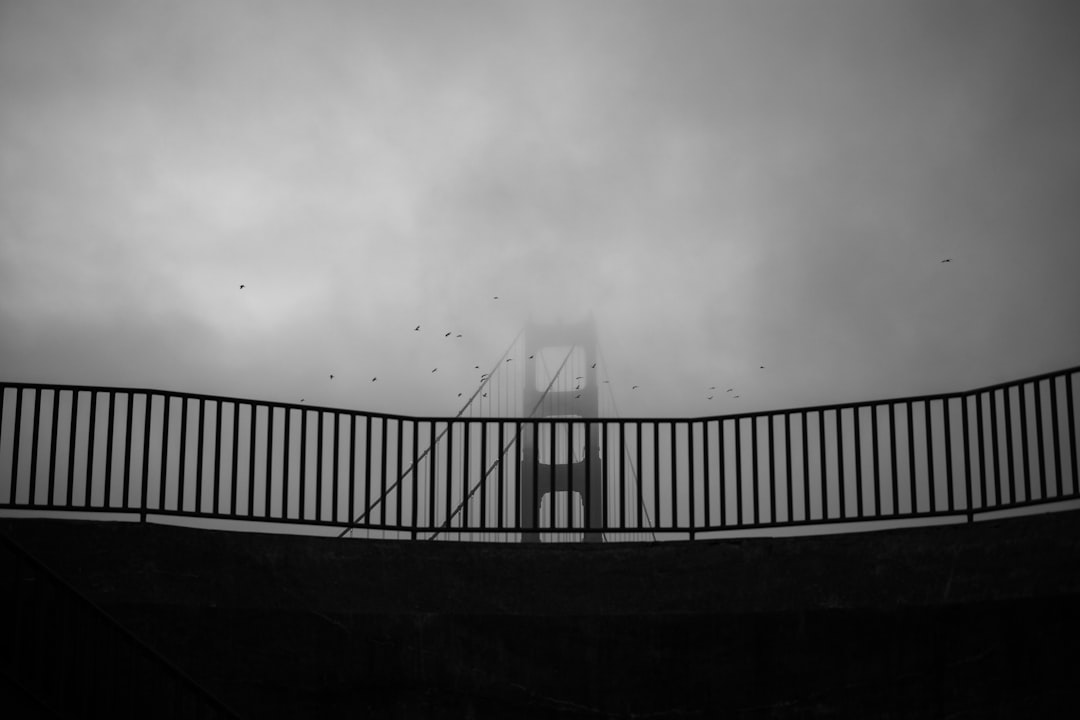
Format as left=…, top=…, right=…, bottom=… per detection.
left=1, top=365, right=1077, bottom=541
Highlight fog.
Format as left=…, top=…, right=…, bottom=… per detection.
left=3, top=0, right=1079, bottom=419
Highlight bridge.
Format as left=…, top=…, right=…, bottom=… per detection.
left=2, top=321, right=1078, bottom=540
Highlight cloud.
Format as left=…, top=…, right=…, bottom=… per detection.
left=1, top=0, right=1078, bottom=417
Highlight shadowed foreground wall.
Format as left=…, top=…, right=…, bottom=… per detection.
left=3, top=512, right=1079, bottom=718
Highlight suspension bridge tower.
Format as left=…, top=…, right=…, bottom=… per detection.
left=519, top=318, right=604, bottom=543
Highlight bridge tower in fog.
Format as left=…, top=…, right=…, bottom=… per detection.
left=519, top=318, right=604, bottom=543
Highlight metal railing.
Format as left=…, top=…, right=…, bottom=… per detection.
left=1, top=365, right=1077, bottom=541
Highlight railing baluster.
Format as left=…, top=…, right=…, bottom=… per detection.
left=1035, top=378, right=1047, bottom=500
left=176, top=396, right=188, bottom=512
left=428, top=422, right=437, bottom=533
left=944, top=398, right=954, bottom=512
left=767, top=415, right=775, bottom=523
left=247, top=404, right=256, bottom=517
left=990, top=390, right=1001, bottom=507
left=462, top=421, right=470, bottom=530
left=230, top=402, right=239, bottom=516
left=497, top=421, right=505, bottom=531
left=688, top=421, right=695, bottom=535
left=68, top=390, right=81, bottom=507
left=316, top=411, right=324, bottom=522
left=736, top=418, right=744, bottom=525
left=49, top=389, right=62, bottom=507
left=835, top=409, right=844, bottom=519
left=331, top=412, right=340, bottom=524
left=800, top=414, right=809, bottom=522
left=10, top=387, right=23, bottom=504
left=871, top=405, right=880, bottom=517
left=531, top=422, right=538, bottom=533
left=348, top=414, right=357, bottom=525
left=853, top=407, right=862, bottom=518
left=752, top=416, right=760, bottom=524
left=704, top=420, right=712, bottom=528
left=906, top=401, right=915, bottom=515
left=925, top=400, right=935, bottom=513
left=446, top=422, right=454, bottom=530
left=123, top=392, right=134, bottom=510
left=397, top=418, right=405, bottom=530
left=479, top=420, right=487, bottom=531
left=213, top=400, right=223, bottom=515
left=283, top=407, right=292, bottom=520
left=380, top=416, right=389, bottom=527
left=1050, top=376, right=1061, bottom=498
left=364, top=415, right=372, bottom=526
left=665, top=423, right=673, bottom=528
left=784, top=414, right=793, bottom=523
left=1019, top=384, right=1030, bottom=503
left=889, top=403, right=898, bottom=516
left=298, top=409, right=307, bottom=520
left=567, top=420, right=575, bottom=534
left=1004, top=387, right=1015, bottom=504
left=652, top=422, right=660, bottom=530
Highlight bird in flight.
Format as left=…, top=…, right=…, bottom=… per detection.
left=528, top=354, right=534, bottom=359
left=575, top=394, right=581, bottom=399
left=726, top=388, right=733, bottom=393
left=414, top=325, right=420, bottom=331
left=709, top=386, right=716, bottom=390
left=506, top=358, right=512, bottom=362
left=445, top=332, right=451, bottom=337
left=431, top=368, right=437, bottom=373
left=632, top=385, right=639, bottom=390
left=759, top=365, right=765, bottom=369
left=941, top=258, right=952, bottom=263
left=591, top=363, right=596, bottom=369
left=493, top=296, right=499, bottom=300
left=733, top=395, right=741, bottom=399
left=458, top=393, right=463, bottom=397
left=371, top=377, right=377, bottom=382
left=239, top=284, right=246, bottom=289
left=456, top=334, right=462, bottom=338
left=707, top=395, right=714, bottom=400
left=329, top=374, right=334, bottom=380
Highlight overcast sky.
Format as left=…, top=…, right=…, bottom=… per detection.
left=2, top=0, right=1078, bottom=419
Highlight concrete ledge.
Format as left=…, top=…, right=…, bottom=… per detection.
left=3, top=511, right=1079, bottom=718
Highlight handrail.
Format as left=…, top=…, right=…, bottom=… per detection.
left=1, top=364, right=1077, bottom=541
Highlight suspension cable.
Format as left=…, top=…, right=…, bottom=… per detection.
left=336, top=327, right=524, bottom=538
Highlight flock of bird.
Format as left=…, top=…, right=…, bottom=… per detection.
left=239, top=257, right=954, bottom=409
left=236, top=284, right=768, bottom=408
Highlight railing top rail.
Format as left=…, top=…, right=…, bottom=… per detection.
left=2, top=363, right=1077, bottom=425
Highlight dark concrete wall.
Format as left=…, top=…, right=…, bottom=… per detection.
left=3, top=512, right=1079, bottom=718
